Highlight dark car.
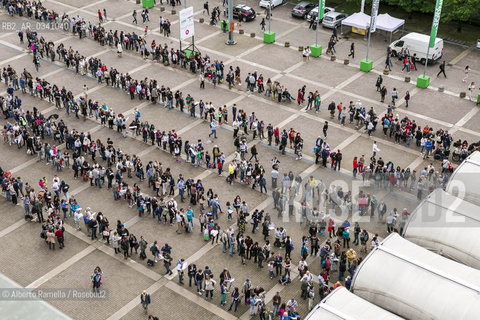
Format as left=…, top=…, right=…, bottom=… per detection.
left=233, top=5, right=256, bottom=21
left=291, top=1, right=316, bottom=19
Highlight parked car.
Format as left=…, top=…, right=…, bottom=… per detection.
left=233, top=5, right=256, bottom=21
left=389, top=32, right=444, bottom=64
left=291, top=1, right=316, bottom=19
left=322, top=11, right=348, bottom=28
left=306, top=6, right=335, bottom=22
left=259, top=0, right=283, bottom=8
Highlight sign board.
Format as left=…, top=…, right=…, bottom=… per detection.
left=430, top=0, right=443, bottom=48
left=319, top=0, right=325, bottom=20
left=370, top=0, right=379, bottom=33
left=179, top=7, right=194, bottom=41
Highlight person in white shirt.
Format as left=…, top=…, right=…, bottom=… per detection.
left=371, top=141, right=380, bottom=160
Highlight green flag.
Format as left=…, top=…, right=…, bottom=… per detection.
left=430, top=0, right=443, bottom=48
left=319, top=0, right=325, bottom=20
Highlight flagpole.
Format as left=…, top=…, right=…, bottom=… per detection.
left=360, top=0, right=378, bottom=72
left=417, top=0, right=443, bottom=88
left=310, top=0, right=324, bottom=57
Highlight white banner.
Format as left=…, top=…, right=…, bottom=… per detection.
left=370, top=0, right=379, bottom=33
left=179, top=7, right=194, bottom=41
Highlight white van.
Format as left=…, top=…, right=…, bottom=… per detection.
left=389, top=32, right=443, bottom=64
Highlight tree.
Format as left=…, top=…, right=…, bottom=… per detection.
left=441, top=0, right=480, bottom=32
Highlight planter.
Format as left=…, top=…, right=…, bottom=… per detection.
left=344, top=59, right=349, bottom=65
left=405, top=76, right=411, bottom=82
left=330, top=55, right=336, bottom=61
left=298, top=46, right=303, bottom=51
left=171, top=10, right=176, bottom=14
left=383, top=70, right=389, bottom=75
left=239, top=29, right=244, bottom=34
left=285, top=42, right=290, bottom=47
left=263, top=31, right=275, bottom=43
left=438, top=85, right=444, bottom=92
left=160, top=7, right=165, bottom=12
left=250, top=33, right=255, bottom=38
left=460, top=92, right=466, bottom=98
left=199, top=18, right=204, bottom=23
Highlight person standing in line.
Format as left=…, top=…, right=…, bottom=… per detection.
left=204, top=274, right=216, bottom=299
left=334, top=150, right=342, bottom=171
left=348, top=42, right=355, bottom=59
left=371, top=141, right=380, bottom=160
left=176, top=258, right=185, bottom=284
left=437, top=61, right=446, bottom=78
left=140, top=290, right=151, bottom=314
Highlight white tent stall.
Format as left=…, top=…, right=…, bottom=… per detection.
left=375, top=13, right=405, bottom=42
left=446, top=151, right=480, bottom=207
left=351, top=233, right=480, bottom=320
left=341, top=12, right=370, bottom=35
left=305, top=287, right=403, bottom=320
left=403, top=188, right=480, bottom=269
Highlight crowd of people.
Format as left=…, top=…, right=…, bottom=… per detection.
left=2, top=1, right=479, bottom=319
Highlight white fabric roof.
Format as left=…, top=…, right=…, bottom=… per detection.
left=446, top=151, right=480, bottom=206
left=403, top=188, right=480, bottom=269
left=341, top=12, right=371, bottom=29
left=352, top=233, right=480, bottom=320
left=305, top=287, right=403, bottom=320
left=375, top=13, right=405, bottom=32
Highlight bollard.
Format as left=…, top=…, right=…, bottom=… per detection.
left=298, top=46, right=303, bottom=51
left=285, top=42, right=290, bottom=47
left=172, top=10, right=176, bottom=14
left=330, top=55, right=336, bottom=61
left=460, top=92, right=466, bottom=98
left=405, top=77, right=411, bottom=82
left=383, top=69, right=389, bottom=75
left=160, top=7, right=165, bottom=12
left=344, top=59, right=349, bottom=65
left=438, top=85, right=444, bottom=92
left=199, top=18, right=204, bottom=23
left=250, top=33, right=255, bottom=38
left=239, top=29, right=244, bottom=34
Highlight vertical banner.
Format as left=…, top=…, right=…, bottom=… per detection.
left=430, top=0, right=443, bottom=48
left=319, top=0, right=325, bottom=20
left=179, top=7, right=194, bottom=41
left=370, top=0, right=380, bottom=33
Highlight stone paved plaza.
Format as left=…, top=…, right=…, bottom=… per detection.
left=0, top=0, right=479, bottom=319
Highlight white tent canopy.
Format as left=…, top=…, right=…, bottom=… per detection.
left=341, top=12, right=371, bottom=29
left=375, top=13, right=405, bottom=32
left=446, top=151, right=480, bottom=207
left=403, top=188, right=480, bottom=269
left=305, top=287, right=403, bottom=320
left=352, top=233, right=480, bottom=320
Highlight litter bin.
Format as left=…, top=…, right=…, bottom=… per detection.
left=142, top=0, right=154, bottom=8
